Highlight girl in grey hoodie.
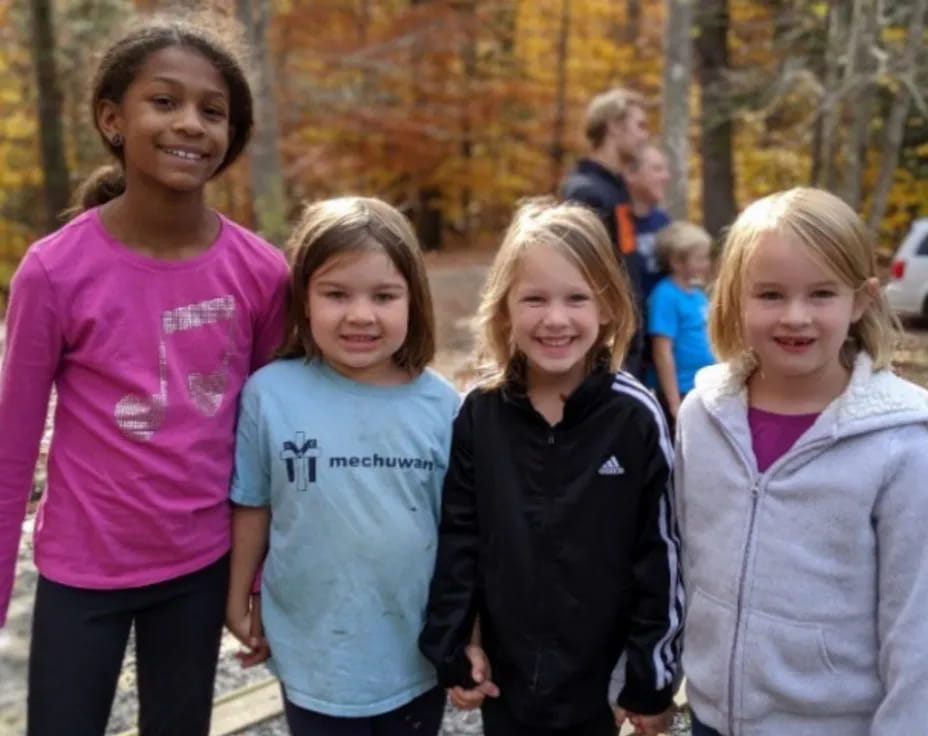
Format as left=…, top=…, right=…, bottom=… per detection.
left=676, top=187, right=928, bottom=736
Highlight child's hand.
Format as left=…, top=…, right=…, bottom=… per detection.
left=226, top=593, right=270, bottom=667
left=626, top=707, right=675, bottom=735
left=447, top=643, right=500, bottom=710
left=612, top=706, right=628, bottom=728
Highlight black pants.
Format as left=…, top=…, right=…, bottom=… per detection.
left=282, top=685, right=445, bottom=736
left=691, top=712, right=725, bottom=736
left=27, top=554, right=229, bottom=736
left=481, top=697, right=616, bottom=736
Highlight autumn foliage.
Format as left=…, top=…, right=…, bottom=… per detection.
left=0, top=0, right=925, bottom=288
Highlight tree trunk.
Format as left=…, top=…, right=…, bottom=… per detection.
left=459, top=0, right=477, bottom=237
left=840, top=0, right=878, bottom=208
left=661, top=0, right=693, bottom=220
left=30, top=0, right=70, bottom=230
left=625, top=0, right=641, bottom=43
left=867, top=0, right=927, bottom=233
left=696, top=0, right=736, bottom=237
left=550, top=0, right=571, bottom=190
left=236, top=0, right=287, bottom=245
left=814, top=1, right=848, bottom=189
left=410, top=0, right=443, bottom=250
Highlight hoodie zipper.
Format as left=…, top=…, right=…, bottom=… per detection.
left=727, top=480, right=759, bottom=736
left=710, top=414, right=831, bottom=736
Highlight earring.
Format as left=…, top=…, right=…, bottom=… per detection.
left=111, top=133, right=124, bottom=147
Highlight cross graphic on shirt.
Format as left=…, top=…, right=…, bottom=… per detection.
left=280, top=432, right=319, bottom=492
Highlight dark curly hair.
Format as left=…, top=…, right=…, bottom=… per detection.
left=71, top=11, right=253, bottom=214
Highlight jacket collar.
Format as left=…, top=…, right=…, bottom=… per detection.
left=695, top=352, right=928, bottom=442
left=502, top=364, right=615, bottom=427
left=575, top=158, right=627, bottom=189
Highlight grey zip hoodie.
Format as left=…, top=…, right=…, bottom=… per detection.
left=676, top=353, right=928, bottom=736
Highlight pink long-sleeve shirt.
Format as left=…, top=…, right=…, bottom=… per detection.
left=0, top=208, right=289, bottom=625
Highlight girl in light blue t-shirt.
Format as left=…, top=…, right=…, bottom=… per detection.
left=226, top=197, right=459, bottom=735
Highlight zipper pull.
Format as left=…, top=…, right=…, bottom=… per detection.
left=547, top=431, right=555, bottom=445
left=751, top=482, right=760, bottom=498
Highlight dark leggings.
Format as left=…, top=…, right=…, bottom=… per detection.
left=481, top=697, right=616, bottom=736
left=27, top=554, right=228, bottom=736
left=690, top=712, right=725, bottom=736
left=282, top=685, right=446, bottom=736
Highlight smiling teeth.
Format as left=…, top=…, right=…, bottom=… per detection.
left=539, top=337, right=571, bottom=346
left=163, top=148, right=204, bottom=160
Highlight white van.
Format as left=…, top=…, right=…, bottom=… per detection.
left=885, top=219, right=928, bottom=321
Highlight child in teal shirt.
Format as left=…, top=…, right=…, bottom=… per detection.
left=647, top=222, right=715, bottom=427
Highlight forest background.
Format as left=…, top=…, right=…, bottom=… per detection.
left=0, top=0, right=926, bottom=290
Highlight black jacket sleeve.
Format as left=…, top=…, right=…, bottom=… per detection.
left=617, top=409, right=684, bottom=714
left=418, top=398, right=480, bottom=689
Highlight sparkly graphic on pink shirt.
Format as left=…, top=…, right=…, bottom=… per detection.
left=115, top=294, right=236, bottom=440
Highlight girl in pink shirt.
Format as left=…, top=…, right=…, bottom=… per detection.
left=0, top=12, right=287, bottom=735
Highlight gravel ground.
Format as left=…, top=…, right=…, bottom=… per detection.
left=0, top=529, right=689, bottom=735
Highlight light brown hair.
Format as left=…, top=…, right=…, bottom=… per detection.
left=584, top=87, right=645, bottom=147
left=710, top=187, right=898, bottom=372
left=474, top=198, right=637, bottom=388
left=278, top=197, right=436, bottom=374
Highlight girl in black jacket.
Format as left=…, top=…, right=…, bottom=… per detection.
left=419, top=200, right=683, bottom=736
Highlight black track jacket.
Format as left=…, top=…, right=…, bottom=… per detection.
left=419, top=368, right=683, bottom=727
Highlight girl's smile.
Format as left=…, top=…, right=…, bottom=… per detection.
left=506, top=242, right=605, bottom=395
left=99, top=46, right=231, bottom=197
left=743, top=231, right=872, bottom=408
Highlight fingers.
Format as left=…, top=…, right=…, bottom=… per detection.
left=447, top=680, right=500, bottom=710
left=465, top=644, right=489, bottom=682
left=448, top=686, right=483, bottom=710
left=464, top=644, right=499, bottom=695
left=478, top=678, right=500, bottom=698
left=235, top=638, right=270, bottom=668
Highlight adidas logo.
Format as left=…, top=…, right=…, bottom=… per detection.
left=598, top=455, right=624, bottom=476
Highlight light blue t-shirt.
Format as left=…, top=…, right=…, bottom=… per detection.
left=647, top=276, right=715, bottom=394
left=230, top=358, right=460, bottom=717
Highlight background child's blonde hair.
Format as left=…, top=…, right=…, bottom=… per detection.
left=710, top=187, right=898, bottom=372
left=474, top=198, right=637, bottom=388
left=656, top=221, right=712, bottom=271
left=278, top=196, right=436, bottom=373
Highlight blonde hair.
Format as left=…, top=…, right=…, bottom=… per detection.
left=474, top=198, right=637, bottom=389
left=584, top=87, right=644, bottom=147
left=656, top=221, right=712, bottom=271
left=278, top=197, right=436, bottom=373
left=710, top=187, right=898, bottom=372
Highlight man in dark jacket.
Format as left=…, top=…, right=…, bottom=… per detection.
left=561, top=87, right=650, bottom=376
